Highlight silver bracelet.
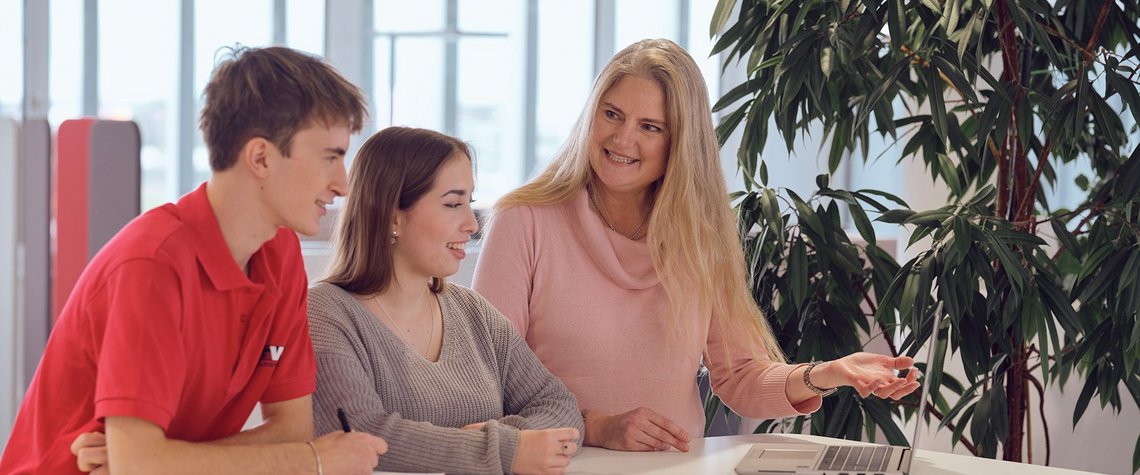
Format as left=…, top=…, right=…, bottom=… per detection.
left=305, top=441, right=324, bottom=475
left=803, top=362, right=838, bottom=397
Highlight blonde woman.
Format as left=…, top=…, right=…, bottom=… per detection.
left=472, top=39, right=919, bottom=452
left=310, top=127, right=582, bottom=474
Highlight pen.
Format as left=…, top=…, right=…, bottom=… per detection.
left=336, top=407, right=352, bottom=432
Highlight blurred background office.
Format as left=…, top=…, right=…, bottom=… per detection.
left=0, top=1, right=1131, bottom=474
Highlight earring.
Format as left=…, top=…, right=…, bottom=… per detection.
left=389, top=230, right=397, bottom=246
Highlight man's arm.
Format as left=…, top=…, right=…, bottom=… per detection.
left=210, top=397, right=314, bottom=446
left=104, top=415, right=386, bottom=475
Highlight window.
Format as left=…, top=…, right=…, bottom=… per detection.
left=369, top=1, right=715, bottom=206
left=286, top=0, right=325, bottom=56
left=535, top=2, right=593, bottom=171
left=99, top=0, right=180, bottom=210
left=48, top=0, right=82, bottom=126
left=13, top=2, right=729, bottom=216
left=0, top=0, right=20, bottom=116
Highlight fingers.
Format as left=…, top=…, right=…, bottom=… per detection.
left=70, top=432, right=106, bottom=455
left=557, top=440, right=579, bottom=455
left=872, top=378, right=909, bottom=398
left=367, top=434, right=389, bottom=455
left=637, top=407, right=691, bottom=451
left=887, top=381, right=922, bottom=400
left=548, top=426, right=581, bottom=442
left=71, top=432, right=108, bottom=473
left=75, top=446, right=108, bottom=473
left=893, top=356, right=915, bottom=369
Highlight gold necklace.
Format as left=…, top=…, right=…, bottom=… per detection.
left=587, top=184, right=649, bottom=240
left=373, top=292, right=436, bottom=354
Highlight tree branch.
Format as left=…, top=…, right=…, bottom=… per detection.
left=1026, top=373, right=1052, bottom=466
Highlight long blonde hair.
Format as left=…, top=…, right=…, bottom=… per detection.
left=496, top=39, right=784, bottom=363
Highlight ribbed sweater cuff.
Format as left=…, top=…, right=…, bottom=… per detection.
left=492, top=421, right=521, bottom=474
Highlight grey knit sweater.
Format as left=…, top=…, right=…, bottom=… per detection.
left=307, top=282, right=583, bottom=474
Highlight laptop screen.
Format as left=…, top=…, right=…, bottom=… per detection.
left=905, top=301, right=947, bottom=466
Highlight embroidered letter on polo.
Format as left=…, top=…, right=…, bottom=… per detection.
left=258, top=345, right=286, bottom=367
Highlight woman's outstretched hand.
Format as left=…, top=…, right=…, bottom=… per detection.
left=815, top=353, right=921, bottom=400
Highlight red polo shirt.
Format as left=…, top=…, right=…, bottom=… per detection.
left=0, top=183, right=317, bottom=474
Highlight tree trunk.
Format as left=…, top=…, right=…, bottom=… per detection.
left=1004, top=345, right=1027, bottom=461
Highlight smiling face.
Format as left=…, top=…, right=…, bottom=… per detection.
left=588, top=74, right=671, bottom=199
left=263, top=123, right=350, bottom=236
left=392, top=153, right=479, bottom=281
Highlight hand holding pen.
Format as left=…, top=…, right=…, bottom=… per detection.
left=307, top=407, right=388, bottom=474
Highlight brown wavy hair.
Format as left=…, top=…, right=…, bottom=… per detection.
left=323, top=126, right=473, bottom=295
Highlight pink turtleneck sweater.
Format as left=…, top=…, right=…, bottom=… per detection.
left=472, top=189, right=819, bottom=437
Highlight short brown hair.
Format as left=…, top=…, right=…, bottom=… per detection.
left=323, top=126, right=473, bottom=295
left=199, top=46, right=368, bottom=171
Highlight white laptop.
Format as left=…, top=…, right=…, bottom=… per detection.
left=735, top=304, right=945, bottom=475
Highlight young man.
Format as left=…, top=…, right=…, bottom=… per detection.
left=0, top=46, right=387, bottom=474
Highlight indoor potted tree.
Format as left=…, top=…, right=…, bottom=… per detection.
left=709, top=0, right=1140, bottom=470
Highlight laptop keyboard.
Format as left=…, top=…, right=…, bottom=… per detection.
left=818, top=445, right=892, bottom=472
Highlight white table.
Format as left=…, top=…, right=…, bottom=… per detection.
left=566, top=433, right=1103, bottom=474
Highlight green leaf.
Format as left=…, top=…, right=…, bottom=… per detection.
left=859, top=189, right=910, bottom=208
left=864, top=399, right=909, bottom=445
left=1133, top=433, right=1140, bottom=475
left=990, top=229, right=1047, bottom=247
left=951, top=404, right=975, bottom=450
left=928, top=321, right=949, bottom=402
left=716, top=102, right=752, bottom=147
left=820, top=46, right=833, bottom=79
left=989, top=384, right=1009, bottom=441
left=898, top=270, right=921, bottom=326
left=828, top=117, right=851, bottom=175
left=710, top=0, right=738, bottom=37
left=1038, top=277, right=1080, bottom=334
left=704, top=392, right=722, bottom=435
left=937, top=153, right=962, bottom=197
left=967, top=185, right=996, bottom=209
left=856, top=53, right=915, bottom=132
left=971, top=385, right=991, bottom=447
left=713, top=79, right=761, bottom=113
left=931, top=54, right=979, bottom=103
left=1119, top=250, right=1140, bottom=296
left=1104, top=70, right=1140, bottom=128
left=974, top=91, right=1006, bottom=159
left=902, top=209, right=953, bottom=226
left=981, top=228, right=1026, bottom=290
left=1040, top=288, right=1061, bottom=384
left=887, top=0, right=906, bottom=50
left=815, top=174, right=830, bottom=190
left=849, top=203, right=877, bottom=246
left=1073, top=369, right=1099, bottom=426
left=949, top=216, right=972, bottom=266
left=762, top=188, right=783, bottom=241
left=1049, top=217, right=1082, bottom=259
left=790, top=239, right=809, bottom=306
left=926, top=64, right=949, bottom=147
left=877, top=209, right=917, bottom=224
left=791, top=193, right=827, bottom=240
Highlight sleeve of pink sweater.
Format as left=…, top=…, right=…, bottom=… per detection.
left=472, top=206, right=535, bottom=337
left=703, top=314, right=823, bottom=420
